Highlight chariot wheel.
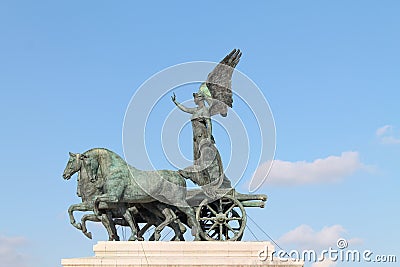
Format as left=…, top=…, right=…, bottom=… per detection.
left=196, top=195, right=246, bottom=241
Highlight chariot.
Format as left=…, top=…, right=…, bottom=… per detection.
left=187, top=188, right=267, bottom=241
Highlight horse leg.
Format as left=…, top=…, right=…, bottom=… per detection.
left=94, top=194, right=119, bottom=215
left=121, top=206, right=140, bottom=241
left=109, top=214, right=120, bottom=241
left=92, top=197, right=120, bottom=241
left=101, top=211, right=119, bottom=241
left=178, top=220, right=187, bottom=234
left=160, top=205, right=185, bottom=241
left=154, top=206, right=181, bottom=241
left=100, top=213, right=113, bottom=241
left=81, top=213, right=101, bottom=239
left=127, top=206, right=146, bottom=241
left=177, top=206, right=201, bottom=241
left=68, top=203, right=90, bottom=230
left=139, top=208, right=163, bottom=241
left=153, top=211, right=172, bottom=241
left=169, top=217, right=186, bottom=241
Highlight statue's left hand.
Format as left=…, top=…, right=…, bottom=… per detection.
left=171, top=93, right=176, bottom=102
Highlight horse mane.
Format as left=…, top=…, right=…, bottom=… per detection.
left=83, top=148, right=124, bottom=161
left=82, top=148, right=133, bottom=178
left=83, top=148, right=108, bottom=157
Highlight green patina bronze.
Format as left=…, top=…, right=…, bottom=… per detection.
left=63, top=148, right=197, bottom=241
left=62, top=49, right=268, bottom=241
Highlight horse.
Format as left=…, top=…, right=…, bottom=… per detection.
left=62, top=151, right=187, bottom=241
left=80, top=148, right=202, bottom=240
left=62, top=152, right=127, bottom=240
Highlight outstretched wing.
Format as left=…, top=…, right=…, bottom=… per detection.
left=206, top=49, right=242, bottom=116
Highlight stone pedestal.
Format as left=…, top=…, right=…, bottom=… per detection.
left=62, top=241, right=303, bottom=267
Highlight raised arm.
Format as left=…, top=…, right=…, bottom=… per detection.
left=171, top=93, right=196, bottom=114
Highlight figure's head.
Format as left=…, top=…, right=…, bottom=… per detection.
left=63, top=152, right=82, bottom=180
left=193, top=92, right=205, bottom=105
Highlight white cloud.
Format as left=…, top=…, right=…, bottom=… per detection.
left=0, top=235, right=29, bottom=267
left=277, top=225, right=362, bottom=266
left=279, top=224, right=334, bottom=249
left=376, top=125, right=400, bottom=144
left=278, top=224, right=362, bottom=250
left=376, top=125, right=392, bottom=136
left=252, top=151, right=365, bottom=186
left=380, top=136, right=400, bottom=144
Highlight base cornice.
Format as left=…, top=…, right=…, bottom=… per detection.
left=61, top=241, right=303, bottom=267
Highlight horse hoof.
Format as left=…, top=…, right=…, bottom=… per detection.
left=84, top=232, right=92, bottom=239
left=137, top=236, right=144, bottom=241
left=129, top=236, right=137, bottom=241
left=179, top=225, right=187, bottom=233
left=154, top=233, right=161, bottom=241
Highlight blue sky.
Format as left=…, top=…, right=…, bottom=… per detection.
left=0, top=1, right=399, bottom=267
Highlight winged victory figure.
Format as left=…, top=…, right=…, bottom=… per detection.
left=172, top=49, right=242, bottom=196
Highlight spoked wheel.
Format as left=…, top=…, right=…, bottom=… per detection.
left=196, top=195, right=246, bottom=241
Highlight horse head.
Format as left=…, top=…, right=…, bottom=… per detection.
left=80, top=151, right=100, bottom=183
left=63, top=152, right=84, bottom=180
left=63, top=150, right=103, bottom=203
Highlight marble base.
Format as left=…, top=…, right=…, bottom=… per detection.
left=61, top=241, right=303, bottom=267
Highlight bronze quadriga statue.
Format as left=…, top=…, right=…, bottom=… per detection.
left=62, top=49, right=267, bottom=241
